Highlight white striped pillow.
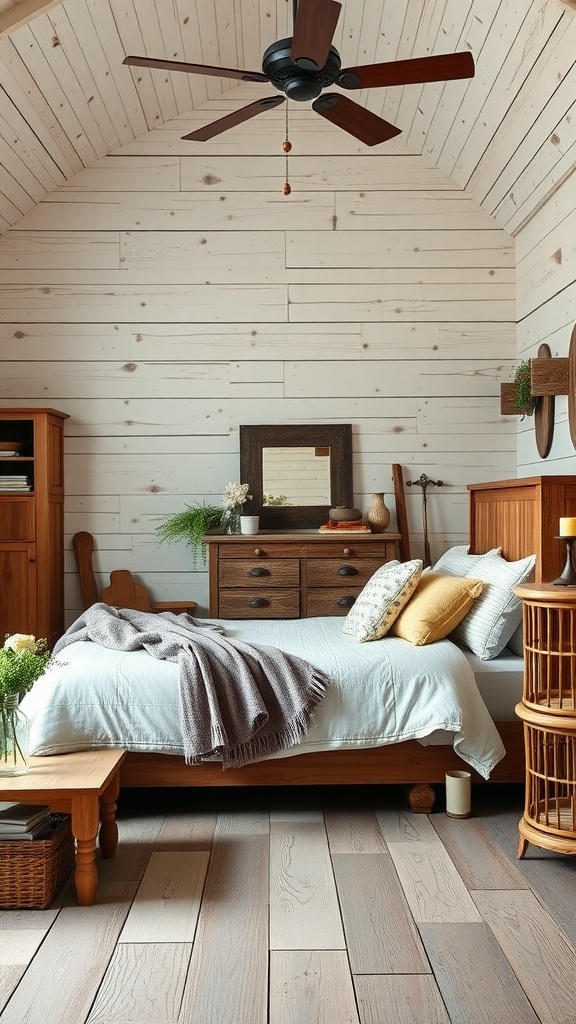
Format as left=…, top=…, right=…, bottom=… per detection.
left=432, top=545, right=501, bottom=577
left=450, top=551, right=535, bottom=660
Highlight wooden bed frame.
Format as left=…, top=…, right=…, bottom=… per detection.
left=115, top=475, right=576, bottom=811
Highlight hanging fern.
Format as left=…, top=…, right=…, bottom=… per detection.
left=154, top=502, right=223, bottom=569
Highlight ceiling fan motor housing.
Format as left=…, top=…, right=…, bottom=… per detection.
left=262, top=37, right=341, bottom=101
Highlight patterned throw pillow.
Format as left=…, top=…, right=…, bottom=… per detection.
left=450, top=551, right=536, bottom=660
left=432, top=545, right=501, bottom=577
left=342, top=559, right=423, bottom=642
left=391, top=572, right=483, bottom=646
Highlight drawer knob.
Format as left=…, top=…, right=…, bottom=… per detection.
left=248, top=597, right=270, bottom=608
left=337, top=565, right=358, bottom=577
left=249, top=566, right=270, bottom=577
left=336, top=596, right=356, bottom=607
left=343, top=547, right=351, bottom=556
left=254, top=548, right=261, bottom=556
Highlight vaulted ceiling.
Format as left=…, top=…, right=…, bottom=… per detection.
left=0, top=0, right=575, bottom=237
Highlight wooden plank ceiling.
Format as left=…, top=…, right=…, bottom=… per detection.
left=0, top=0, right=575, bottom=237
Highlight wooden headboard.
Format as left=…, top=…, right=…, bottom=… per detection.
left=468, top=476, right=576, bottom=583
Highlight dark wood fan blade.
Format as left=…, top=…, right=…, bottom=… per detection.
left=312, top=93, right=401, bottom=146
left=337, top=51, right=475, bottom=90
left=290, top=0, right=342, bottom=70
left=123, top=54, right=268, bottom=83
left=182, top=96, right=285, bottom=141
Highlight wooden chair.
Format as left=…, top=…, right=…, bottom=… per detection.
left=72, top=532, right=198, bottom=616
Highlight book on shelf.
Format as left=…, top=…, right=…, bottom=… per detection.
left=0, top=801, right=52, bottom=832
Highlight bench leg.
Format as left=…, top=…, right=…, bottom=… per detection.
left=71, top=794, right=99, bottom=906
left=99, top=769, right=120, bottom=859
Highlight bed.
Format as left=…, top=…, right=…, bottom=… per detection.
left=25, top=476, right=570, bottom=811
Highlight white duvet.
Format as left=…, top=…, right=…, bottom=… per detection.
left=21, top=616, right=505, bottom=778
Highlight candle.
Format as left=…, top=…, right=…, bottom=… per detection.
left=445, top=771, right=471, bottom=818
left=560, top=517, right=576, bottom=537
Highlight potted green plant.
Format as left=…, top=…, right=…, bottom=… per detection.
left=154, top=502, right=224, bottom=569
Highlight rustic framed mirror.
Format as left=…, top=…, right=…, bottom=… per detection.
left=240, top=423, right=353, bottom=529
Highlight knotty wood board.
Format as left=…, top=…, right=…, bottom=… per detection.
left=386, top=842, right=482, bottom=923
left=430, top=814, right=528, bottom=891
left=0, top=880, right=137, bottom=1024
left=354, top=974, right=451, bottom=1024
left=269, top=950, right=359, bottom=1024
left=87, top=942, right=191, bottom=1024
left=323, top=808, right=387, bottom=854
left=118, top=851, right=209, bottom=943
left=473, top=889, right=576, bottom=1024
left=269, top=821, right=346, bottom=950
left=375, top=807, right=440, bottom=844
left=419, top=922, right=541, bottom=1024
left=178, top=834, right=269, bottom=1024
left=331, top=852, right=429, bottom=974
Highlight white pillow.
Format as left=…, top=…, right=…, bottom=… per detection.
left=450, top=551, right=535, bottom=660
left=432, top=545, right=501, bottom=577
left=342, top=559, right=423, bottom=642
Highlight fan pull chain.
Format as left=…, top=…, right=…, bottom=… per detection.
left=283, top=102, right=292, bottom=195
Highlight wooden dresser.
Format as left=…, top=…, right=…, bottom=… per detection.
left=204, top=532, right=400, bottom=619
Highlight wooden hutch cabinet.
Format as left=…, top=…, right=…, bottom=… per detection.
left=204, top=531, right=400, bottom=619
left=0, top=408, right=68, bottom=648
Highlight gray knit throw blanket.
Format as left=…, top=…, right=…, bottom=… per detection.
left=54, top=603, right=331, bottom=769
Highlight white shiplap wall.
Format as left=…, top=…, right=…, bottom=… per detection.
left=515, top=163, right=576, bottom=476
left=0, top=96, right=516, bottom=619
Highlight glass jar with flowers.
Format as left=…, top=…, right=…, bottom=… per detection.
left=0, top=634, right=51, bottom=776
left=221, top=482, right=252, bottom=534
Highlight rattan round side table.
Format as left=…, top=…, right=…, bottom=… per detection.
left=514, top=582, right=576, bottom=859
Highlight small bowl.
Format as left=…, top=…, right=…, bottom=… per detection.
left=329, top=506, right=362, bottom=521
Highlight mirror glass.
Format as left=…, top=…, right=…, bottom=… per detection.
left=262, top=445, right=331, bottom=506
left=240, top=424, right=353, bottom=529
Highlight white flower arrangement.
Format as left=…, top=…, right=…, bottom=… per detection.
left=222, top=482, right=252, bottom=510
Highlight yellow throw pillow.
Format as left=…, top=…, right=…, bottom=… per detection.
left=390, top=572, right=483, bottom=646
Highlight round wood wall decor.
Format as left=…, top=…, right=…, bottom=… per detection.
left=534, top=342, right=554, bottom=458
left=569, top=324, right=576, bottom=450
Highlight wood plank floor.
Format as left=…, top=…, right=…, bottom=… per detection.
left=1, top=783, right=576, bottom=1024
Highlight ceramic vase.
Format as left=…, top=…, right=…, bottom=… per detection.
left=0, top=693, right=29, bottom=776
left=365, top=492, right=390, bottom=533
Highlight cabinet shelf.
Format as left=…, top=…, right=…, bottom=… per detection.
left=0, top=408, right=68, bottom=647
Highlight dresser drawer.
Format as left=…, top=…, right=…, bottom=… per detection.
left=219, top=559, right=300, bottom=588
left=304, top=540, right=396, bottom=559
left=306, top=589, right=361, bottom=617
left=218, top=589, right=300, bottom=619
left=306, top=558, right=383, bottom=588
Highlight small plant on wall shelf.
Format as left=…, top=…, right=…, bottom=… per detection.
left=500, top=358, right=540, bottom=419
left=511, top=359, right=537, bottom=419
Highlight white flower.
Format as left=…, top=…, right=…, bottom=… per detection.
left=222, top=482, right=252, bottom=510
left=4, top=633, right=39, bottom=654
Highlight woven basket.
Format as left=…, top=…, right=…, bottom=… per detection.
left=0, top=814, right=75, bottom=910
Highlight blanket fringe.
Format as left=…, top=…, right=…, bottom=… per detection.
left=184, top=671, right=329, bottom=769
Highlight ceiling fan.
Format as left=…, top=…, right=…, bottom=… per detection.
left=123, top=0, right=474, bottom=147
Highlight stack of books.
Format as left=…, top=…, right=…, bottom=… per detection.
left=0, top=474, right=32, bottom=492
left=318, top=519, right=372, bottom=534
left=0, top=802, right=52, bottom=841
